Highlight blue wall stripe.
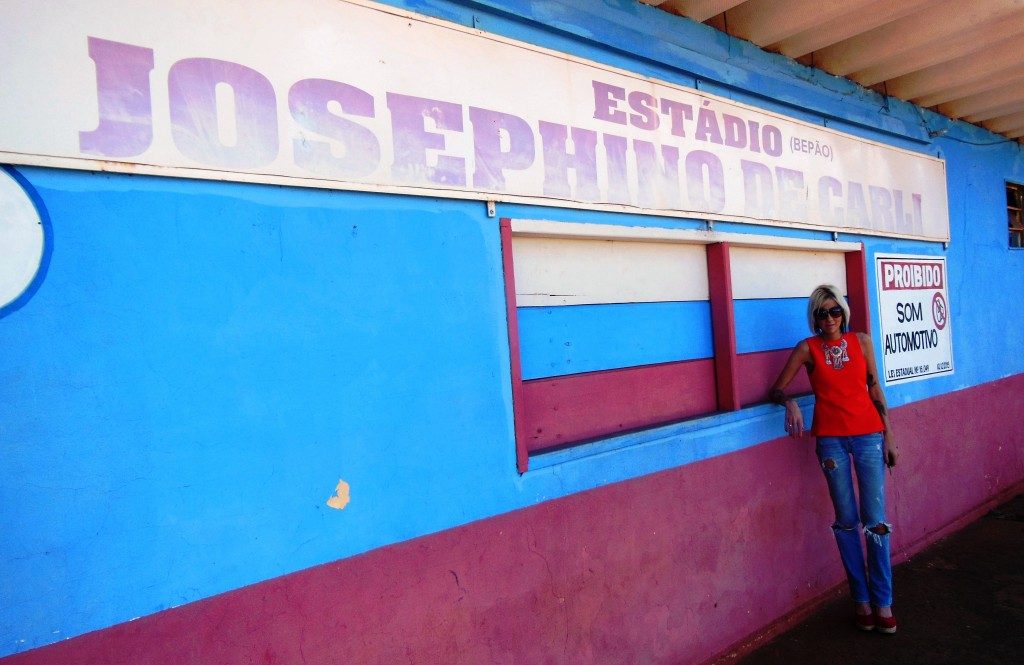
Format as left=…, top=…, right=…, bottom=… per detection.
left=734, top=297, right=810, bottom=354
left=517, top=301, right=713, bottom=379
left=0, top=167, right=516, bottom=656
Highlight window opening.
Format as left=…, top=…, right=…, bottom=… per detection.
left=501, top=219, right=864, bottom=473
left=1007, top=182, right=1024, bottom=248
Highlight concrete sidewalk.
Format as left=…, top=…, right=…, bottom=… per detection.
left=731, top=493, right=1024, bottom=665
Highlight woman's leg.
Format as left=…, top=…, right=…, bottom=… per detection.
left=851, top=432, right=893, bottom=609
left=816, top=436, right=870, bottom=604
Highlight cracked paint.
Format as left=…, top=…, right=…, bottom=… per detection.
left=326, top=480, right=350, bottom=510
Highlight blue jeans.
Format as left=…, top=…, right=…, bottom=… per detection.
left=816, top=433, right=893, bottom=608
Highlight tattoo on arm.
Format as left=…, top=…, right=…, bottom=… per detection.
left=867, top=373, right=876, bottom=388
left=769, top=388, right=787, bottom=405
left=873, top=398, right=887, bottom=417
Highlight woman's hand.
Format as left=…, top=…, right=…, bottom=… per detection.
left=770, top=341, right=812, bottom=438
left=784, top=400, right=805, bottom=437
left=884, top=433, right=899, bottom=467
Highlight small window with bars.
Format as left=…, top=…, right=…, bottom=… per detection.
left=1008, top=182, right=1024, bottom=248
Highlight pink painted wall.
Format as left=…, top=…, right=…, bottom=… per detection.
left=5, top=374, right=1023, bottom=665
left=522, top=359, right=717, bottom=451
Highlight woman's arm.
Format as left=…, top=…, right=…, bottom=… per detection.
left=768, top=340, right=811, bottom=437
left=858, top=333, right=898, bottom=467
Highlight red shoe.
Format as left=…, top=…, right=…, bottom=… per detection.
left=874, top=611, right=897, bottom=634
left=855, top=612, right=875, bottom=631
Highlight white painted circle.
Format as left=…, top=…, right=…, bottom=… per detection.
left=0, top=170, right=45, bottom=309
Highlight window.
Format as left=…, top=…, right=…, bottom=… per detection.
left=730, top=246, right=848, bottom=406
left=512, top=232, right=715, bottom=455
left=501, top=219, right=867, bottom=473
left=1007, top=182, right=1024, bottom=248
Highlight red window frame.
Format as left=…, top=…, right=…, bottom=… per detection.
left=502, top=218, right=869, bottom=473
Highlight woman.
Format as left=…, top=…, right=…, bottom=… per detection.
left=768, top=284, right=899, bottom=634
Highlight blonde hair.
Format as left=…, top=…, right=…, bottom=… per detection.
left=807, top=284, right=851, bottom=334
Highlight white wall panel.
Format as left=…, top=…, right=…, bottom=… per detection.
left=730, top=246, right=846, bottom=300
left=513, top=236, right=709, bottom=306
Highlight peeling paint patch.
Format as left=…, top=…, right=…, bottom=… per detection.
left=326, top=480, right=350, bottom=510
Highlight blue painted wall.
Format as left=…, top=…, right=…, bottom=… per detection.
left=0, top=170, right=522, bottom=652
left=3, top=0, right=1024, bottom=656
left=519, top=301, right=713, bottom=378
left=734, top=298, right=808, bottom=354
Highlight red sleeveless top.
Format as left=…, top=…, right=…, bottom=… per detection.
left=806, top=333, right=884, bottom=436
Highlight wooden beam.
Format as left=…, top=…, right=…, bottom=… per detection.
left=938, top=74, right=1024, bottom=118
left=725, top=0, right=854, bottom=47
left=964, top=96, right=1024, bottom=124
left=983, top=110, right=1024, bottom=135
left=888, top=33, right=1024, bottom=101
left=499, top=219, right=530, bottom=474
left=845, top=249, right=870, bottom=336
left=705, top=243, right=740, bottom=412
left=813, top=0, right=1008, bottom=77
left=914, top=62, right=1024, bottom=107
left=772, top=0, right=933, bottom=58
left=967, top=100, right=1024, bottom=125
left=664, top=0, right=748, bottom=23
left=851, top=10, right=1024, bottom=87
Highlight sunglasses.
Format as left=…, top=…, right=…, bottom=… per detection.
left=814, top=306, right=844, bottom=321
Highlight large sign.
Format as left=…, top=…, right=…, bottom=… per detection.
left=0, top=0, right=950, bottom=240
left=876, top=254, right=954, bottom=384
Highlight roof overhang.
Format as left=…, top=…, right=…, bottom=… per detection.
left=641, top=0, right=1024, bottom=141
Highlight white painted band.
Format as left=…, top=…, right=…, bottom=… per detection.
left=513, top=236, right=709, bottom=306
left=730, top=246, right=847, bottom=300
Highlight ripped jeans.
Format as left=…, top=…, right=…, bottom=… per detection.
left=816, top=433, right=893, bottom=608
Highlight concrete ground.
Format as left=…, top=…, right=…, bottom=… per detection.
left=731, top=493, right=1024, bottom=665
